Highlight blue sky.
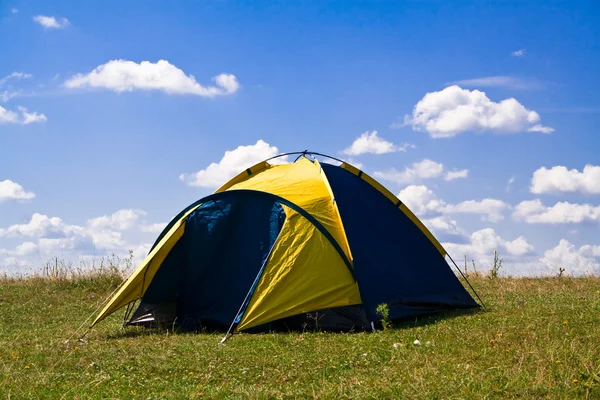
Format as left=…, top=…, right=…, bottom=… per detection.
left=1, top=1, right=599, bottom=276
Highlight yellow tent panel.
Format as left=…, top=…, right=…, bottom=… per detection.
left=91, top=205, right=200, bottom=327
left=220, top=157, right=352, bottom=263
left=237, top=205, right=361, bottom=331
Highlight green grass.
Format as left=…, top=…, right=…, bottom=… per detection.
left=1, top=274, right=600, bottom=399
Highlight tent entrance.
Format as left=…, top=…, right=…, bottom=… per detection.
left=127, top=193, right=286, bottom=330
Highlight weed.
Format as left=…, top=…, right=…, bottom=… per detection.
left=376, top=303, right=391, bottom=331
left=490, top=250, right=503, bottom=279
left=304, top=311, right=324, bottom=331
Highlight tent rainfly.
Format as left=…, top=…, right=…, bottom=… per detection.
left=91, top=152, right=480, bottom=335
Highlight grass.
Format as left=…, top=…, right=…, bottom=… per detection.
left=1, top=271, right=600, bottom=399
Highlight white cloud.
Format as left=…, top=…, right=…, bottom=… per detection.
left=86, top=210, right=167, bottom=250
left=38, top=235, right=96, bottom=253
left=180, top=140, right=285, bottom=188
left=130, top=243, right=152, bottom=260
left=342, top=131, right=412, bottom=156
left=0, top=73, right=31, bottom=105
left=444, top=169, right=469, bottom=181
left=1, top=91, right=21, bottom=103
left=421, top=215, right=467, bottom=243
left=85, top=230, right=124, bottom=251
left=0, top=211, right=165, bottom=241
left=444, top=228, right=534, bottom=263
left=140, top=222, right=167, bottom=233
left=422, top=215, right=459, bottom=233
left=505, top=236, right=535, bottom=256
left=448, top=76, right=539, bottom=90
left=513, top=199, right=600, bottom=224
left=442, top=228, right=536, bottom=277
left=212, top=73, right=239, bottom=94
left=402, top=85, right=553, bottom=138
left=0, top=72, right=32, bottom=86
left=4, top=213, right=88, bottom=240
left=375, top=159, right=445, bottom=184
left=511, top=49, right=526, bottom=57
left=506, top=176, right=515, bottom=192
left=3, top=242, right=38, bottom=257
left=397, top=185, right=447, bottom=216
left=17, top=106, right=47, bottom=124
left=448, top=199, right=508, bottom=223
left=16, top=242, right=37, bottom=256
left=0, top=105, right=47, bottom=124
left=33, top=15, right=70, bottom=29
left=0, top=210, right=164, bottom=274
left=88, top=209, right=147, bottom=231
left=0, top=213, right=84, bottom=239
left=398, top=185, right=508, bottom=222
left=64, top=60, right=239, bottom=97
left=530, top=164, right=600, bottom=195
left=540, top=239, right=600, bottom=276
left=0, top=242, right=38, bottom=274
left=375, top=160, right=469, bottom=184
left=0, top=179, right=36, bottom=202
left=11, top=8, right=18, bottom=13
left=0, top=208, right=167, bottom=266
left=0, top=106, right=18, bottom=123
left=527, top=124, right=554, bottom=133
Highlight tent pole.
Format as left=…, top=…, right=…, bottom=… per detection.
left=220, top=232, right=281, bottom=344
left=220, top=270, right=262, bottom=344
left=122, top=301, right=135, bottom=328
left=447, top=254, right=486, bottom=311
left=220, top=295, right=248, bottom=344
left=265, top=151, right=347, bottom=165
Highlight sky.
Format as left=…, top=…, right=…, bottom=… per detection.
left=1, top=0, right=599, bottom=276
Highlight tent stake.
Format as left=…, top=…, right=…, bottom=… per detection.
left=220, top=298, right=246, bottom=345
left=78, top=328, right=90, bottom=342
left=219, top=333, right=231, bottom=344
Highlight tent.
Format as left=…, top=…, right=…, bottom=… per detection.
left=91, top=153, right=480, bottom=334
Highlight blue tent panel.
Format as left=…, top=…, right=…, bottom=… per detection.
left=141, top=192, right=285, bottom=328
left=321, top=163, right=478, bottom=322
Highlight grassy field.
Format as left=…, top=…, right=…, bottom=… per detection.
left=1, top=273, right=599, bottom=399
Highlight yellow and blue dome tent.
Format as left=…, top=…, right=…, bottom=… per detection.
left=90, top=152, right=481, bottom=336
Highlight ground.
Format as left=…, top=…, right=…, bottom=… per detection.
left=1, top=273, right=599, bottom=399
